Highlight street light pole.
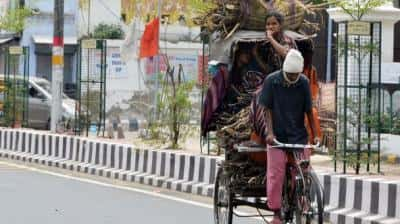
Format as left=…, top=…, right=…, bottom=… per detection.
left=51, top=0, right=64, bottom=132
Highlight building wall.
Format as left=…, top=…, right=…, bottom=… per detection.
left=78, top=0, right=122, bottom=37
left=21, top=0, right=78, bottom=83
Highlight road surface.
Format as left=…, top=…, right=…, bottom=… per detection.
left=0, top=161, right=260, bottom=224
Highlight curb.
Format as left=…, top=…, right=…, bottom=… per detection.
left=0, top=128, right=399, bottom=224
left=0, top=129, right=218, bottom=198
left=317, top=173, right=400, bottom=224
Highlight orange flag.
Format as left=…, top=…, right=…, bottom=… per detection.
left=139, top=17, right=160, bottom=58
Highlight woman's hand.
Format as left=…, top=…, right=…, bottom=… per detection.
left=266, top=30, right=275, bottom=42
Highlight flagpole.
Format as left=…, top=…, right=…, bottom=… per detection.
left=153, top=0, right=161, bottom=121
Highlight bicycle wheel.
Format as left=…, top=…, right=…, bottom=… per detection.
left=294, top=171, right=324, bottom=224
left=214, top=167, right=233, bottom=224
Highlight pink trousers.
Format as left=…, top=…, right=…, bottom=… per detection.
left=266, top=146, right=311, bottom=211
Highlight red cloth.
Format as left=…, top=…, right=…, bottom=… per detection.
left=303, top=66, right=322, bottom=142
left=139, top=18, right=159, bottom=58
left=201, top=66, right=230, bottom=136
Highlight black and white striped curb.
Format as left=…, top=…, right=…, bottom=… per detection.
left=316, top=172, right=400, bottom=224
left=0, top=129, right=218, bottom=197
left=0, top=128, right=399, bottom=224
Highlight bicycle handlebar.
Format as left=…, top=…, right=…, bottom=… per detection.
left=234, top=139, right=320, bottom=153
left=272, top=139, right=320, bottom=149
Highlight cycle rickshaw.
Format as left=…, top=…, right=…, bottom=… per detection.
left=201, top=30, right=324, bottom=224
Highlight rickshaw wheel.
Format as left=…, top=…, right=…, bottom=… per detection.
left=294, top=171, right=324, bottom=224
left=214, top=167, right=233, bottom=224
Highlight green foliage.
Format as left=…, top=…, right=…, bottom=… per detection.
left=147, top=66, right=195, bottom=149
left=3, top=79, right=28, bottom=127
left=335, top=97, right=381, bottom=172
left=393, top=115, right=400, bottom=134
left=332, top=0, right=388, bottom=173
left=80, top=90, right=101, bottom=124
left=379, top=113, right=400, bottom=134
left=334, top=0, right=388, bottom=20
left=337, top=37, right=380, bottom=59
left=92, top=23, right=125, bottom=39
left=0, top=7, right=32, bottom=33
left=332, top=149, right=380, bottom=170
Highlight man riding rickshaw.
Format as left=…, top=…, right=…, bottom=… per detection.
left=200, top=7, right=324, bottom=224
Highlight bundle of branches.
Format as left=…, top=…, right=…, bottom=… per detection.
left=193, top=0, right=326, bottom=39
left=222, top=159, right=266, bottom=195
left=210, top=71, right=267, bottom=149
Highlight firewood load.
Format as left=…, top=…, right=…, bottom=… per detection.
left=194, top=0, right=324, bottom=39
left=202, top=36, right=317, bottom=152
left=199, top=0, right=323, bottom=151
left=210, top=71, right=267, bottom=149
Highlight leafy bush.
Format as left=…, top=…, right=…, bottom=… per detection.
left=0, top=7, right=32, bottom=33
left=92, top=23, right=124, bottom=39
left=147, top=66, right=195, bottom=149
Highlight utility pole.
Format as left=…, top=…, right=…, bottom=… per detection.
left=51, top=0, right=64, bottom=132
left=153, top=0, right=161, bottom=121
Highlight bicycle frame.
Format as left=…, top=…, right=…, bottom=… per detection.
left=270, top=139, right=321, bottom=223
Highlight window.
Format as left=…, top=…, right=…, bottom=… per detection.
left=29, top=86, right=45, bottom=100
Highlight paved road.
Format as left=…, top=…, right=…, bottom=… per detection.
left=0, top=162, right=260, bottom=224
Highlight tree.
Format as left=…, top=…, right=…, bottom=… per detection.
left=335, top=0, right=388, bottom=20
left=333, top=0, right=388, bottom=174
left=92, top=23, right=124, bottom=39
left=0, top=7, right=32, bottom=33
left=148, top=64, right=195, bottom=149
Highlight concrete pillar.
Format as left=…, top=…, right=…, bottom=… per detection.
left=382, top=20, right=397, bottom=62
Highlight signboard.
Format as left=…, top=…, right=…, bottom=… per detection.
left=81, top=39, right=97, bottom=49
left=9, top=46, right=23, bottom=55
left=107, top=47, right=127, bottom=77
left=81, top=46, right=127, bottom=79
left=146, top=54, right=199, bottom=81
left=348, top=21, right=370, bottom=36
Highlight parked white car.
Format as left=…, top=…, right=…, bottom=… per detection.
left=0, top=75, right=77, bottom=129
